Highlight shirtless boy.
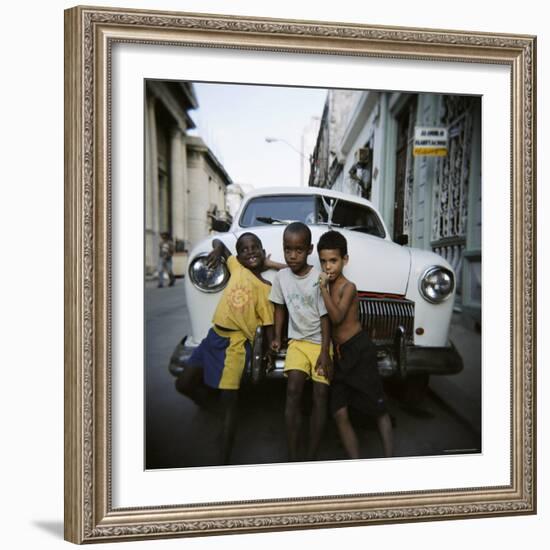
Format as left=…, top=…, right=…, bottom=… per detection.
left=317, top=230, right=393, bottom=458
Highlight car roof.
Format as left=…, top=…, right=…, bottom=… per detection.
left=242, top=186, right=376, bottom=209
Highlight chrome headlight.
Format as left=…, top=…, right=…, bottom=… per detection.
left=188, top=254, right=230, bottom=293
left=419, top=266, right=455, bottom=304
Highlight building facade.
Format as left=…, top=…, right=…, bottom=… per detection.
left=225, top=183, right=246, bottom=218
left=309, top=89, right=362, bottom=191
left=309, top=91, right=481, bottom=321
left=145, top=82, right=233, bottom=277
left=185, top=135, right=233, bottom=257
left=300, top=115, right=322, bottom=187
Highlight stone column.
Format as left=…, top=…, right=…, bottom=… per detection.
left=180, top=138, right=189, bottom=243
left=186, top=150, right=208, bottom=250
left=380, top=92, right=398, bottom=230
left=170, top=127, right=186, bottom=243
left=170, top=128, right=192, bottom=275
left=371, top=93, right=388, bottom=210
left=145, top=95, right=159, bottom=275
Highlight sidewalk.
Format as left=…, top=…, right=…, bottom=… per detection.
left=429, top=312, right=482, bottom=434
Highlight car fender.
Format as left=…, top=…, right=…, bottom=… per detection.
left=405, top=248, right=456, bottom=347
left=184, top=233, right=238, bottom=347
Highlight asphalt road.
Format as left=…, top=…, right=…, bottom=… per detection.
left=145, top=279, right=481, bottom=469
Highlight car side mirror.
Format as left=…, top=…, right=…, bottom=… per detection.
left=395, top=234, right=408, bottom=246
left=211, top=218, right=231, bottom=232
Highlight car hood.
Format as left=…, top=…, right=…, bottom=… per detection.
left=232, top=225, right=412, bottom=295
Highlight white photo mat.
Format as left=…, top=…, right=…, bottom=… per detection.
left=111, top=43, right=510, bottom=508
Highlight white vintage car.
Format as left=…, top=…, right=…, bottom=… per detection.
left=170, top=187, right=462, bottom=394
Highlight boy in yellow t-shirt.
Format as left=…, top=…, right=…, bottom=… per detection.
left=176, top=232, right=284, bottom=464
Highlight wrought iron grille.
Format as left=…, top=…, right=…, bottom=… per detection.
left=431, top=96, right=476, bottom=299
left=358, top=296, right=415, bottom=344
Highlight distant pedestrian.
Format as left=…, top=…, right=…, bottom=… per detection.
left=158, top=232, right=175, bottom=288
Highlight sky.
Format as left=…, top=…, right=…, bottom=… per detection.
left=187, top=82, right=327, bottom=190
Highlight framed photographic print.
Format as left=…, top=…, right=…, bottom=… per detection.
left=64, top=5, right=536, bottom=544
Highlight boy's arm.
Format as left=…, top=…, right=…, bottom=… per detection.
left=315, top=314, right=333, bottom=381
left=206, top=238, right=231, bottom=268
left=263, top=324, right=275, bottom=370
left=269, top=272, right=285, bottom=351
left=319, top=276, right=357, bottom=325
left=271, top=303, right=286, bottom=352
left=264, top=324, right=274, bottom=344
left=262, top=254, right=287, bottom=272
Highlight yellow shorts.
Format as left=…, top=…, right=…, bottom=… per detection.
left=284, top=339, right=332, bottom=385
left=190, top=326, right=251, bottom=390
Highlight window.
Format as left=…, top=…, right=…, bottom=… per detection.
left=240, top=194, right=385, bottom=238
left=240, top=195, right=317, bottom=227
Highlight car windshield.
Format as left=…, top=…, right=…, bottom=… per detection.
left=239, top=194, right=386, bottom=238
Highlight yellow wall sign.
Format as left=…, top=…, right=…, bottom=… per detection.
left=413, top=127, right=448, bottom=156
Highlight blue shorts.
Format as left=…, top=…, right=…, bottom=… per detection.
left=188, top=327, right=251, bottom=390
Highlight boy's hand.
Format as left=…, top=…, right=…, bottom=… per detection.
left=265, top=349, right=276, bottom=373
left=318, top=272, right=329, bottom=289
left=206, top=243, right=224, bottom=268
left=315, top=351, right=333, bottom=382
left=271, top=337, right=281, bottom=353
left=262, top=254, right=287, bottom=272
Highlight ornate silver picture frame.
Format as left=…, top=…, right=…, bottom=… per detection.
left=64, top=5, right=536, bottom=543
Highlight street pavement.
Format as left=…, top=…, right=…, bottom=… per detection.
left=429, top=313, right=481, bottom=435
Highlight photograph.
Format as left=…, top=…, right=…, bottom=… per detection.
left=145, top=81, right=482, bottom=470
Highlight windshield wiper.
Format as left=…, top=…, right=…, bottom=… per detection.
left=316, top=221, right=342, bottom=227
left=256, top=216, right=291, bottom=225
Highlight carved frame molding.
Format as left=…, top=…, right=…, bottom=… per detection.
left=64, top=6, right=536, bottom=543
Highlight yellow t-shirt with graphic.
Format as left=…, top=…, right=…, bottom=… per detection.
left=212, top=256, right=274, bottom=342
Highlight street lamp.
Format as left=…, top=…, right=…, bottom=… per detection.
left=265, top=137, right=306, bottom=159
left=265, top=136, right=307, bottom=186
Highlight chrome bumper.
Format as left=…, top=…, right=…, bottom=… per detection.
left=169, top=329, right=463, bottom=382
left=262, top=341, right=463, bottom=380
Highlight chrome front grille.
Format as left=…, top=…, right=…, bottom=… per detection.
left=358, top=296, right=415, bottom=344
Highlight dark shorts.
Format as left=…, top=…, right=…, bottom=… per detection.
left=330, top=330, right=387, bottom=417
